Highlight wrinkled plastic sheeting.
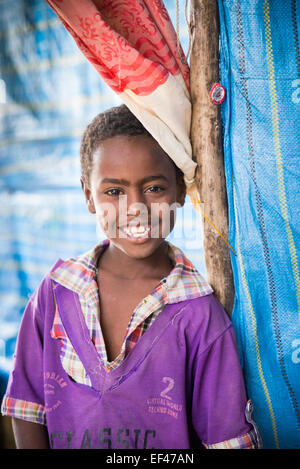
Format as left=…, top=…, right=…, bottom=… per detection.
left=219, top=0, right=300, bottom=448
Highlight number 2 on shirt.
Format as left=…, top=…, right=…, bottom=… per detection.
left=160, top=377, right=175, bottom=400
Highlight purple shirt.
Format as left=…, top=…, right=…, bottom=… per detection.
left=2, top=261, right=258, bottom=449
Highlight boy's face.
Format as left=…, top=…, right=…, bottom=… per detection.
left=82, top=135, right=186, bottom=259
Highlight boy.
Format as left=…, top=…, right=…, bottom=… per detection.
left=1, top=105, right=260, bottom=449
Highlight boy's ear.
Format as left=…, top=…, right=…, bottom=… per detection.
left=81, top=178, right=96, bottom=214
left=176, top=178, right=186, bottom=207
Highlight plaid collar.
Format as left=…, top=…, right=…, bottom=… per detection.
left=50, top=239, right=213, bottom=303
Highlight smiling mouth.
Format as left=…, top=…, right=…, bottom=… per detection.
left=119, top=224, right=151, bottom=241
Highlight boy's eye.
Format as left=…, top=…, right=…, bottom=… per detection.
left=104, top=188, right=123, bottom=196
left=145, top=186, right=165, bottom=193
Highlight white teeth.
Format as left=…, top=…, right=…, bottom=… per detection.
left=123, top=225, right=150, bottom=237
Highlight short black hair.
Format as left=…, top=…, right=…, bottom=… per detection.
left=80, top=104, right=184, bottom=186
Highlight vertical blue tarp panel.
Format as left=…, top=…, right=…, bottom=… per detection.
left=0, top=0, right=204, bottom=398
left=219, top=0, right=300, bottom=448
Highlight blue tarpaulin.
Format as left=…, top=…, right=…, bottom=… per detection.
left=219, top=0, right=300, bottom=449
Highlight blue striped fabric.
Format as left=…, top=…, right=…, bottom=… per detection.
left=219, top=0, right=300, bottom=449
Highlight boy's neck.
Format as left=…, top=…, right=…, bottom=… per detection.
left=98, top=240, right=173, bottom=281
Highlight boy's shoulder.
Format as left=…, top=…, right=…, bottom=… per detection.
left=28, top=241, right=108, bottom=309
left=165, top=241, right=213, bottom=301
left=46, top=240, right=109, bottom=292
left=172, top=293, right=232, bottom=352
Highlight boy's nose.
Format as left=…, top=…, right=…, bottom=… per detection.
left=127, top=204, right=140, bottom=216
left=125, top=191, right=149, bottom=221
left=126, top=190, right=146, bottom=210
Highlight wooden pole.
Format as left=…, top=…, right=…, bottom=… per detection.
left=190, top=0, right=235, bottom=315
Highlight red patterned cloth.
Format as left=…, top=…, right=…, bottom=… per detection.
left=47, top=0, right=189, bottom=93
left=46, top=0, right=198, bottom=199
